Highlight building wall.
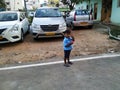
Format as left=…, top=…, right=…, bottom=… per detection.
left=12, top=0, right=24, bottom=10
left=111, top=0, right=120, bottom=23
left=5, top=0, right=24, bottom=11
left=75, top=0, right=120, bottom=23
left=5, top=0, right=11, bottom=10
left=90, top=0, right=102, bottom=21
left=75, top=2, right=88, bottom=10
left=27, top=0, right=40, bottom=9
left=75, top=0, right=102, bottom=21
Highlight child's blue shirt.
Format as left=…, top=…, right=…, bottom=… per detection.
left=63, top=37, right=73, bottom=50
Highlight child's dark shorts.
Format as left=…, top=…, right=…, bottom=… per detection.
left=64, top=50, right=71, bottom=58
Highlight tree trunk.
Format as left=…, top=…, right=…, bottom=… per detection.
left=101, top=0, right=112, bottom=23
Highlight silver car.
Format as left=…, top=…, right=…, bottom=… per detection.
left=30, top=7, right=66, bottom=40
left=66, top=9, right=93, bottom=29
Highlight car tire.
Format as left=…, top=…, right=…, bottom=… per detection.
left=20, top=30, right=24, bottom=42
left=33, top=37, right=38, bottom=41
left=27, top=24, right=30, bottom=34
left=88, top=25, right=93, bottom=29
left=71, top=23, right=75, bottom=30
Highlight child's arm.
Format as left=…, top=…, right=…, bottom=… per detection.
left=65, top=39, right=74, bottom=47
left=71, top=36, right=75, bottom=41
left=65, top=42, right=73, bottom=47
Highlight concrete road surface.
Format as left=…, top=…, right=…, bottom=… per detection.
left=0, top=53, right=120, bottom=90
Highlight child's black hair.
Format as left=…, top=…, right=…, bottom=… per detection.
left=63, top=30, right=71, bottom=34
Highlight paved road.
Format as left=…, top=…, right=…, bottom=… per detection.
left=0, top=54, right=120, bottom=90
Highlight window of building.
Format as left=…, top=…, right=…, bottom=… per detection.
left=33, top=1, right=35, bottom=4
left=6, top=2, right=10, bottom=5
left=7, top=8, right=11, bottom=11
left=118, top=0, right=120, bottom=7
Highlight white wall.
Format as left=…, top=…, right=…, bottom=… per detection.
left=10, top=0, right=24, bottom=10
left=111, top=0, right=120, bottom=23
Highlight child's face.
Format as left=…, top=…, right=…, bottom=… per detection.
left=65, top=33, right=71, bottom=37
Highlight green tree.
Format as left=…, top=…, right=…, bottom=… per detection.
left=61, top=0, right=79, bottom=10
left=61, top=0, right=90, bottom=10
left=0, top=0, right=6, bottom=8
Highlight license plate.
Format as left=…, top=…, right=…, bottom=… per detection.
left=0, top=36, right=3, bottom=40
left=45, top=32, right=55, bottom=36
left=80, top=22, right=88, bottom=25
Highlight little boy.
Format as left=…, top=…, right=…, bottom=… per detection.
left=63, top=30, right=75, bottom=67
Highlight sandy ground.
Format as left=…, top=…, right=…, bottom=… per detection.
left=0, top=27, right=120, bottom=65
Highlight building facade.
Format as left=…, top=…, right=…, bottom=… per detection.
left=26, top=0, right=42, bottom=10
left=75, top=0, right=102, bottom=21
left=111, top=0, right=120, bottom=24
left=75, top=0, right=120, bottom=24
left=5, top=0, right=46, bottom=11
left=5, top=0, right=24, bottom=11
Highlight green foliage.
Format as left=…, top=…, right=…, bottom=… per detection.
left=28, top=16, right=33, bottom=24
left=61, top=0, right=90, bottom=10
left=0, top=0, right=6, bottom=8
left=59, top=8, right=70, bottom=12
left=110, top=28, right=120, bottom=37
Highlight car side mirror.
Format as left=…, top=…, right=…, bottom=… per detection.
left=20, top=18, right=23, bottom=21
left=66, top=14, right=70, bottom=17
left=29, top=12, right=34, bottom=17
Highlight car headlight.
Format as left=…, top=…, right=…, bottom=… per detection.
left=9, top=24, right=19, bottom=32
left=59, top=22, right=66, bottom=28
left=32, top=23, right=40, bottom=30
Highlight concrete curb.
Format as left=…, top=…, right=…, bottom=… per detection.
left=94, top=22, right=120, bottom=41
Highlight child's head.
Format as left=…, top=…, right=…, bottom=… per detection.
left=64, top=30, right=71, bottom=37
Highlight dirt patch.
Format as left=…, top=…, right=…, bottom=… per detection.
left=0, top=27, right=120, bottom=65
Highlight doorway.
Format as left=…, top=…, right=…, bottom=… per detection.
left=94, top=3, right=98, bottom=20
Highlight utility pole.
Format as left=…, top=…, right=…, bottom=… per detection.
left=14, top=0, right=15, bottom=10
left=24, top=0, right=27, bottom=16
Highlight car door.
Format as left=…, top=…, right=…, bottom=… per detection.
left=20, top=12, right=29, bottom=34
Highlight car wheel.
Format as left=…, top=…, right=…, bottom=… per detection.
left=71, top=23, right=75, bottom=30
left=33, top=37, right=38, bottom=41
left=27, top=24, right=30, bottom=34
left=20, top=30, right=24, bottom=42
left=88, top=25, right=93, bottom=29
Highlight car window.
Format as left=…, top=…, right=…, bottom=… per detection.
left=76, top=10, right=89, bottom=15
left=0, top=13, right=18, bottom=21
left=20, top=13, right=26, bottom=21
left=35, top=8, right=61, bottom=17
left=22, top=13, right=26, bottom=19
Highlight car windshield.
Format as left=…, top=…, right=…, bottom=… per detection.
left=35, top=8, right=61, bottom=17
left=76, top=10, right=89, bottom=15
left=0, top=13, right=18, bottom=21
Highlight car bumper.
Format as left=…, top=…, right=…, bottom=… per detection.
left=32, top=32, right=64, bottom=38
left=31, top=26, right=66, bottom=38
left=0, top=32, right=21, bottom=44
left=73, top=21, right=93, bottom=27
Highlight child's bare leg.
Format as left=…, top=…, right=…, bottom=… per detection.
left=64, top=58, right=67, bottom=64
left=68, top=58, right=73, bottom=65
left=64, top=58, right=70, bottom=67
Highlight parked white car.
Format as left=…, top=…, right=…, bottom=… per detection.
left=30, top=7, right=66, bottom=40
left=0, top=11, right=29, bottom=43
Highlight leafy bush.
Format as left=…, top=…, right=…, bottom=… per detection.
left=28, top=16, right=33, bottom=24
left=110, top=27, right=120, bottom=37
